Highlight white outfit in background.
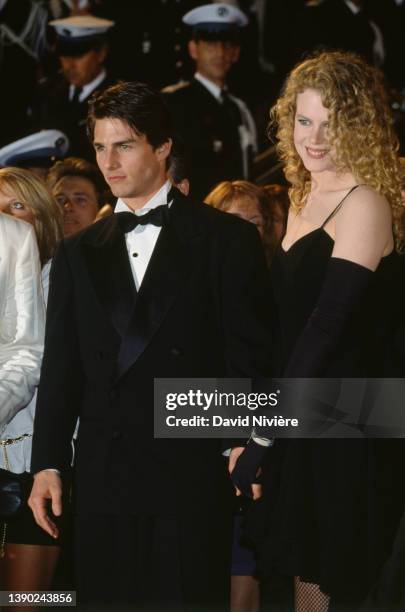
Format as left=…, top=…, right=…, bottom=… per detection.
left=0, top=214, right=46, bottom=471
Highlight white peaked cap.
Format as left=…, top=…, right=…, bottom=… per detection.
left=49, top=15, right=115, bottom=38
left=183, top=3, right=248, bottom=30
left=0, top=130, right=70, bottom=167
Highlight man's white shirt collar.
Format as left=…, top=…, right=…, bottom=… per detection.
left=195, top=72, right=223, bottom=102
left=69, top=68, right=107, bottom=103
left=115, top=180, right=173, bottom=216
left=114, top=180, right=173, bottom=290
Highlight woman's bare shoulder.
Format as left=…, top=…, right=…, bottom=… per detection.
left=333, top=185, right=393, bottom=270
left=340, top=185, right=391, bottom=222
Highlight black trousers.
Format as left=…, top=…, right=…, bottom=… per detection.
left=74, top=513, right=232, bottom=612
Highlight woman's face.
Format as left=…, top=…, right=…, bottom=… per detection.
left=293, top=88, right=334, bottom=174
left=0, top=185, right=35, bottom=225
left=226, top=197, right=264, bottom=237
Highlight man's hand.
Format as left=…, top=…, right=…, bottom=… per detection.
left=229, top=446, right=262, bottom=500
left=28, top=470, right=62, bottom=539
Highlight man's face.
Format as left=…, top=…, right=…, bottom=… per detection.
left=53, top=175, right=100, bottom=236
left=59, top=46, right=107, bottom=87
left=93, top=118, right=171, bottom=207
left=188, top=39, right=240, bottom=86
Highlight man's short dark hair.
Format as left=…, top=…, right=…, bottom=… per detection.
left=168, top=137, right=190, bottom=184
left=87, top=81, right=173, bottom=148
left=47, top=157, right=109, bottom=208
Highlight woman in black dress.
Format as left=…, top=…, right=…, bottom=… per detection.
left=231, top=51, right=405, bottom=611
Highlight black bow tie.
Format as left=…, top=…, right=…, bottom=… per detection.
left=117, top=204, right=170, bottom=233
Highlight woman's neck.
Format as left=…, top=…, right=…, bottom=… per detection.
left=310, top=169, right=357, bottom=194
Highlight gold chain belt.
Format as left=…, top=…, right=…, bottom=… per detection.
left=1, top=434, right=32, bottom=472
left=0, top=433, right=32, bottom=446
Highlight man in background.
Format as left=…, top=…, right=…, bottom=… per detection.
left=163, top=3, right=257, bottom=201
left=47, top=156, right=112, bottom=236
left=29, top=14, right=115, bottom=160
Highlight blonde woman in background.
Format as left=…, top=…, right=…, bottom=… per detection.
left=0, top=168, right=63, bottom=600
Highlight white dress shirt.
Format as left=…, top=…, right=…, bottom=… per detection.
left=195, top=72, right=222, bottom=101
left=69, top=68, right=107, bottom=103
left=115, top=180, right=173, bottom=290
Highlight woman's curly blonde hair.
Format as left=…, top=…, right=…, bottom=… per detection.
left=270, top=51, right=404, bottom=244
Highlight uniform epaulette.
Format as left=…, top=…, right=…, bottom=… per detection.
left=161, top=80, right=190, bottom=94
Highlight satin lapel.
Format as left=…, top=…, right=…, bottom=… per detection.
left=82, top=216, right=136, bottom=339
left=116, top=192, right=201, bottom=381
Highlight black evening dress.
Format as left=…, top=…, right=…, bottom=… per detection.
left=250, top=202, right=405, bottom=606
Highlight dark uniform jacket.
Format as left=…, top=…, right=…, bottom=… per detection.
left=29, top=72, right=115, bottom=161
left=31, top=188, right=272, bottom=518
left=164, top=78, right=256, bottom=200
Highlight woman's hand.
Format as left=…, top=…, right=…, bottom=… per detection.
left=229, top=444, right=265, bottom=500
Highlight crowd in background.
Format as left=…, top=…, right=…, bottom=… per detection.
left=1, top=0, right=404, bottom=230
left=1, top=0, right=405, bottom=156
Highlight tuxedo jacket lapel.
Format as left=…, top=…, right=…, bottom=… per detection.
left=116, top=191, right=203, bottom=381
left=83, top=215, right=136, bottom=339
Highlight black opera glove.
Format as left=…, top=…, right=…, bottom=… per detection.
left=285, top=257, right=373, bottom=377
left=231, top=440, right=269, bottom=499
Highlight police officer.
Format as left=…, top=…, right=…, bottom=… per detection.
left=29, top=15, right=115, bottom=161
left=163, top=3, right=257, bottom=201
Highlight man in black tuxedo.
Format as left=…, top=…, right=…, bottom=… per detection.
left=29, top=81, right=272, bottom=609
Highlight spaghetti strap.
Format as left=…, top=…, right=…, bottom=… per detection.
left=321, top=185, right=360, bottom=229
